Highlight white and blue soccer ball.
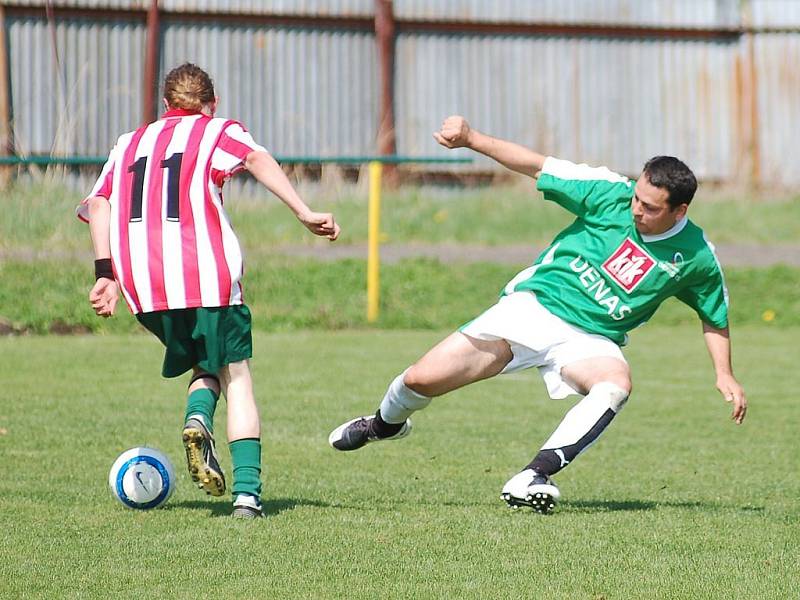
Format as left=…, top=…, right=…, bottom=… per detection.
left=108, top=447, right=176, bottom=510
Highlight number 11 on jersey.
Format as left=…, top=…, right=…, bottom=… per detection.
left=127, top=153, right=184, bottom=223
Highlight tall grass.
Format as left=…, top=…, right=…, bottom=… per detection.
left=1, top=180, right=798, bottom=254
left=1, top=258, right=797, bottom=334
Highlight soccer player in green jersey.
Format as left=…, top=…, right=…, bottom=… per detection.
left=329, top=115, right=747, bottom=514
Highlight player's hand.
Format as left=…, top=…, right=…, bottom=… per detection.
left=89, top=278, right=119, bottom=318
left=299, top=211, right=340, bottom=241
left=433, top=115, right=472, bottom=149
left=716, top=374, right=747, bottom=424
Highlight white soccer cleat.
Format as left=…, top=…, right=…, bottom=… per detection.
left=501, top=468, right=561, bottom=514
left=232, top=494, right=263, bottom=519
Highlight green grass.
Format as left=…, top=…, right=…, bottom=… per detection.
left=2, top=181, right=799, bottom=252
left=0, top=256, right=800, bottom=334
left=1, top=325, right=798, bottom=599
left=1, top=258, right=798, bottom=334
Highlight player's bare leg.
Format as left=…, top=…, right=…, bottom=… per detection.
left=329, top=332, right=512, bottom=450
left=219, top=360, right=263, bottom=518
left=182, top=369, right=226, bottom=497
left=502, top=357, right=631, bottom=513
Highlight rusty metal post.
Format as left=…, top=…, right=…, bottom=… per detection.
left=143, top=0, right=161, bottom=124
left=0, top=4, right=12, bottom=186
left=374, top=0, right=397, bottom=184
left=738, top=0, right=760, bottom=190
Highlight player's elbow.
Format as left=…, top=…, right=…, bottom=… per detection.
left=244, top=149, right=271, bottom=173
left=87, top=196, right=110, bottom=218
left=87, top=196, right=109, bottom=208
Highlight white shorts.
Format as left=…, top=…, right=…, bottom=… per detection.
left=460, top=291, right=625, bottom=399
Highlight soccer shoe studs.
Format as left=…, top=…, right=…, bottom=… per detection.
left=182, top=418, right=226, bottom=497
left=501, top=468, right=561, bottom=515
left=328, top=415, right=412, bottom=451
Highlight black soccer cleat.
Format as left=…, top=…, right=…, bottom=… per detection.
left=328, top=415, right=412, bottom=451
left=500, top=468, right=560, bottom=514
left=182, top=417, right=226, bottom=497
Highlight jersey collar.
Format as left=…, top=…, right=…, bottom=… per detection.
left=640, top=216, right=688, bottom=242
left=162, top=108, right=203, bottom=118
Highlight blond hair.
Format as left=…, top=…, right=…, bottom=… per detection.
left=163, top=63, right=215, bottom=111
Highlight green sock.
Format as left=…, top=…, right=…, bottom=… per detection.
left=229, top=438, right=262, bottom=499
left=184, top=388, right=218, bottom=434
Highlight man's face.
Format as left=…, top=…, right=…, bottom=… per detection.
left=631, top=175, right=688, bottom=235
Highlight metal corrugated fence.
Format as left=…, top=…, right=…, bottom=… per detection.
left=161, top=23, right=378, bottom=155
left=8, top=15, right=144, bottom=155
left=3, top=0, right=800, bottom=186
left=2, top=0, right=375, bottom=14
left=395, top=33, right=740, bottom=180
left=161, top=0, right=374, bottom=16
left=393, top=0, right=742, bottom=28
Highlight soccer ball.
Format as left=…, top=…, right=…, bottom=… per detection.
left=108, top=447, right=176, bottom=510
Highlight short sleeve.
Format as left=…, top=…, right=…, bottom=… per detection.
left=536, top=156, right=632, bottom=218
left=676, top=256, right=729, bottom=329
left=76, top=145, right=117, bottom=223
left=210, top=121, right=268, bottom=185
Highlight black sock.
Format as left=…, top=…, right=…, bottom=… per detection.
left=370, top=409, right=404, bottom=438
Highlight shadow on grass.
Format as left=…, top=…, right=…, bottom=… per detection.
left=562, top=498, right=765, bottom=513
left=166, top=497, right=331, bottom=518
left=561, top=499, right=660, bottom=513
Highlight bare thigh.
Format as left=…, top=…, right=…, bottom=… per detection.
left=560, top=356, right=632, bottom=396
left=403, top=332, right=514, bottom=397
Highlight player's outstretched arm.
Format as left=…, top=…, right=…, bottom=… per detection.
left=702, top=322, right=747, bottom=424
left=433, top=115, right=547, bottom=178
left=244, top=150, right=340, bottom=241
left=87, top=196, right=118, bottom=317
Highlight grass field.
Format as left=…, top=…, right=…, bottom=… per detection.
left=1, top=325, right=798, bottom=599
left=1, top=176, right=798, bottom=598
left=1, top=258, right=798, bottom=334
left=3, top=180, right=800, bottom=253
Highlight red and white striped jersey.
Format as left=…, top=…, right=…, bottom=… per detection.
left=77, top=109, right=267, bottom=314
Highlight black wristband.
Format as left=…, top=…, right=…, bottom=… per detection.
left=94, top=258, right=114, bottom=280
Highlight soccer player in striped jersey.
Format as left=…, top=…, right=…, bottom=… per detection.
left=329, top=115, right=747, bottom=514
left=80, top=63, right=340, bottom=518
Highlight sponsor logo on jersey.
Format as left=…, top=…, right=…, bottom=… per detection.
left=569, top=256, right=632, bottom=321
left=601, top=238, right=655, bottom=292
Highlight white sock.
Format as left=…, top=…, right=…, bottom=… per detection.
left=540, top=382, right=629, bottom=451
left=378, top=370, right=432, bottom=424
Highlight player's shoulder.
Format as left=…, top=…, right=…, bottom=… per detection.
left=680, top=219, right=724, bottom=271
left=115, top=127, right=141, bottom=147
left=681, top=218, right=714, bottom=248
left=540, top=156, right=632, bottom=188
left=209, top=116, right=249, bottom=132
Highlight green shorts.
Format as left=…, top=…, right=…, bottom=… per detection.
left=136, top=305, right=253, bottom=378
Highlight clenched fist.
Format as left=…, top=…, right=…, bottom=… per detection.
left=433, top=115, right=472, bottom=149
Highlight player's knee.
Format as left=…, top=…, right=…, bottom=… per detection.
left=591, top=380, right=630, bottom=413
left=189, top=369, right=221, bottom=395
left=402, top=365, right=437, bottom=398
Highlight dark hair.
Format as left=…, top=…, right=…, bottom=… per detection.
left=163, top=63, right=215, bottom=111
left=642, top=156, right=697, bottom=209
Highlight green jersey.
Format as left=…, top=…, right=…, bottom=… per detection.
left=504, top=157, right=728, bottom=344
